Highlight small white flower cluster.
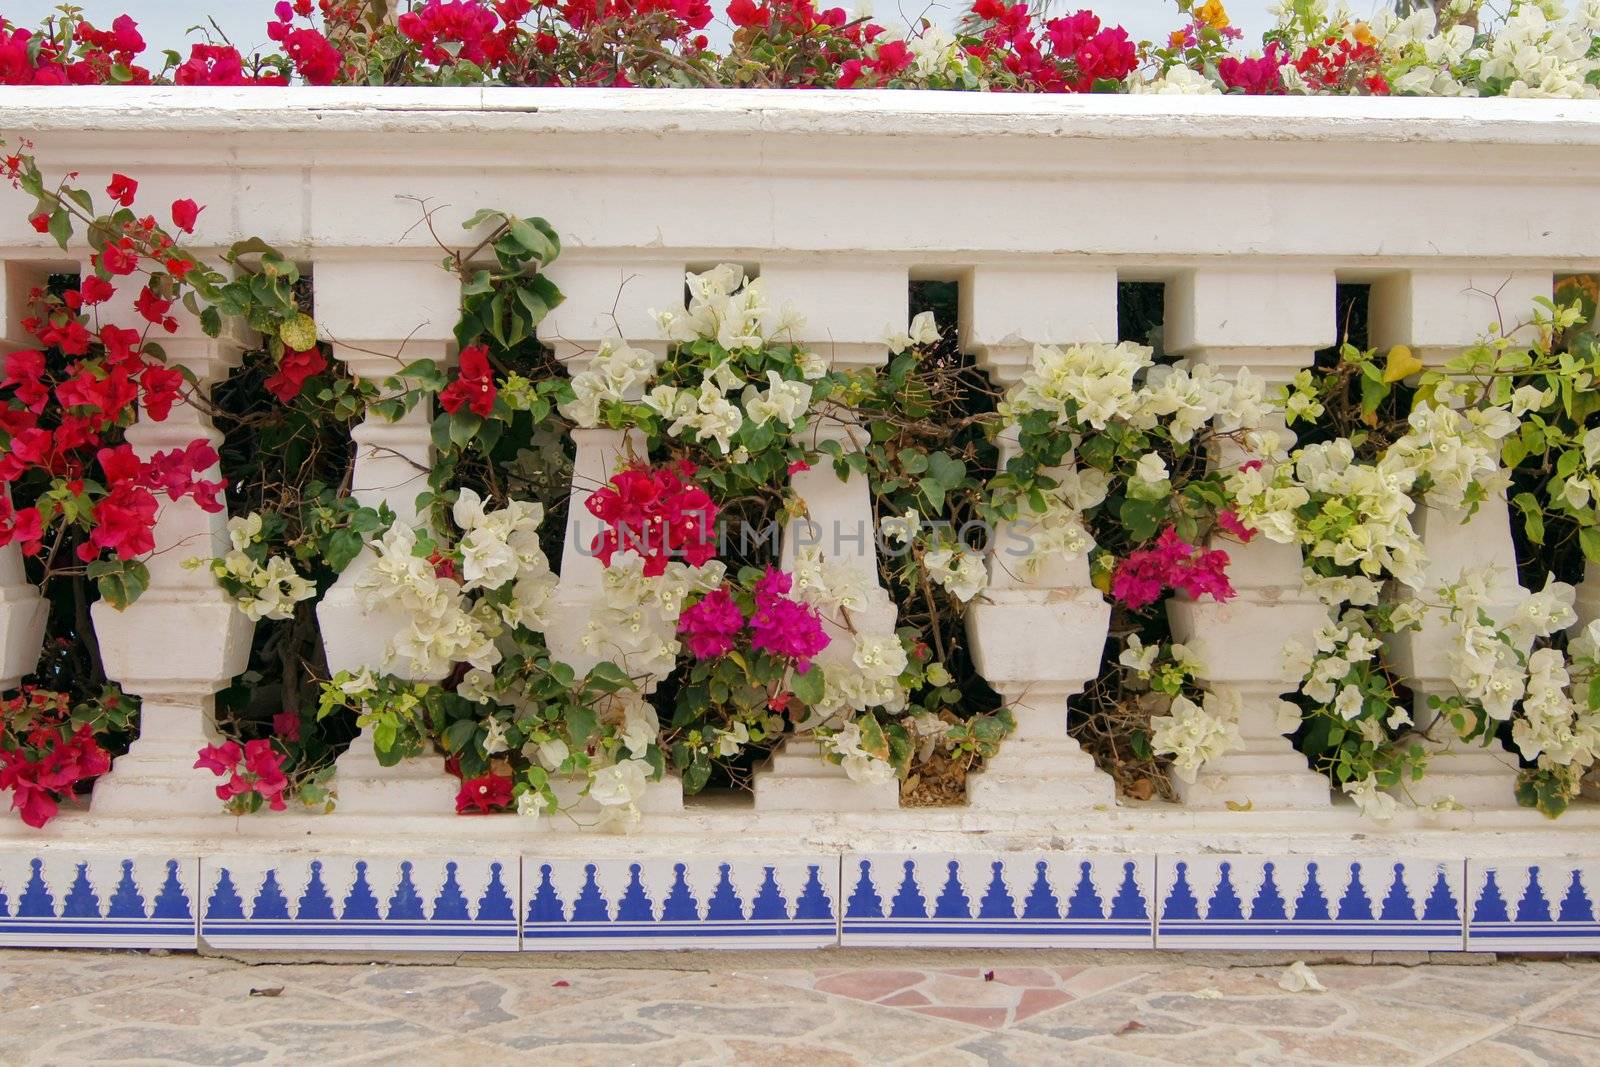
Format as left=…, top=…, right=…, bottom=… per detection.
left=559, top=339, right=658, bottom=427
left=1130, top=65, right=1221, bottom=95
left=210, top=513, right=317, bottom=622
left=824, top=720, right=898, bottom=785
left=884, top=310, right=941, bottom=356
left=789, top=546, right=910, bottom=753
left=356, top=489, right=557, bottom=679
left=359, top=522, right=501, bottom=677
left=1474, top=1, right=1600, bottom=99
left=906, top=25, right=964, bottom=81
left=1439, top=568, right=1577, bottom=723
left=656, top=264, right=788, bottom=352
left=924, top=545, right=987, bottom=603
left=562, top=265, right=824, bottom=454
left=1296, top=439, right=1427, bottom=589
left=1149, top=690, right=1244, bottom=784
left=1378, top=1, right=1600, bottom=99
left=1011, top=467, right=1105, bottom=576
left=1005, top=342, right=1266, bottom=444
left=1342, top=773, right=1400, bottom=822
left=1281, top=614, right=1408, bottom=748
left=580, top=549, right=727, bottom=683
left=1385, top=401, right=1510, bottom=510
left=1557, top=424, right=1600, bottom=511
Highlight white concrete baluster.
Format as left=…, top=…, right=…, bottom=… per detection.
left=1373, top=269, right=1551, bottom=809
left=0, top=264, right=51, bottom=693
left=314, top=260, right=462, bottom=815
left=541, top=259, right=686, bottom=814
left=753, top=264, right=906, bottom=811
left=540, top=259, right=680, bottom=673
left=1164, top=269, right=1336, bottom=809
left=961, top=266, right=1117, bottom=809
left=1575, top=567, right=1600, bottom=635
left=90, top=273, right=254, bottom=814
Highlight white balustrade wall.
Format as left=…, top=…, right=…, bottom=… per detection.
left=0, top=89, right=1597, bottom=953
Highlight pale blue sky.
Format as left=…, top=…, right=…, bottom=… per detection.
left=7, top=0, right=1305, bottom=53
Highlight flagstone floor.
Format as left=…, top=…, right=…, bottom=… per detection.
left=0, top=948, right=1595, bottom=1065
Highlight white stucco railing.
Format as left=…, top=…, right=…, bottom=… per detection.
left=0, top=88, right=1598, bottom=953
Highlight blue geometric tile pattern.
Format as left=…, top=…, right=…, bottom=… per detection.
left=1467, top=862, right=1600, bottom=951
left=521, top=857, right=840, bottom=949
left=0, top=854, right=198, bottom=949
left=199, top=856, right=518, bottom=951
left=1157, top=856, right=1466, bottom=950
left=840, top=853, right=1155, bottom=948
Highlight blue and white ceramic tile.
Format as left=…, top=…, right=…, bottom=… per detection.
left=1467, top=861, right=1600, bottom=952
left=521, top=857, right=840, bottom=949
left=839, top=853, right=1155, bottom=948
left=0, top=853, right=198, bottom=949
left=1156, top=856, right=1466, bottom=950
left=199, top=856, right=518, bottom=951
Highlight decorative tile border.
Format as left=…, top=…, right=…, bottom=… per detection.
left=1467, top=861, right=1600, bottom=952
left=1156, top=856, right=1466, bottom=950
left=521, top=857, right=840, bottom=949
left=199, top=856, right=519, bottom=951
left=20, top=850, right=1600, bottom=955
left=840, top=853, right=1155, bottom=948
left=0, top=853, right=198, bottom=949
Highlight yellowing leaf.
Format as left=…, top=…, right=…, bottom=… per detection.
left=1381, top=344, right=1423, bottom=384
left=1224, top=798, right=1253, bottom=812
left=278, top=313, right=318, bottom=353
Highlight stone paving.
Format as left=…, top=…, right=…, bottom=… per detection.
left=0, top=948, right=1596, bottom=1065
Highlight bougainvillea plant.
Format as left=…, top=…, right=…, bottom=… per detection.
left=1, top=1, right=1597, bottom=97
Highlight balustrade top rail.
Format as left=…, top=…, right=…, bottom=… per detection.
left=1, top=88, right=1599, bottom=144
left=0, top=91, right=1596, bottom=269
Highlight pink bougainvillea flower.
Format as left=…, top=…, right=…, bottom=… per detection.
left=678, top=586, right=745, bottom=659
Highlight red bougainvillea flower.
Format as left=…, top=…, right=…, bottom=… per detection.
left=438, top=344, right=497, bottom=417
left=678, top=586, right=745, bottom=659
left=272, top=709, right=302, bottom=742
left=78, top=275, right=114, bottom=305
left=98, top=238, right=138, bottom=276
left=0, top=724, right=110, bottom=828
left=456, top=771, right=513, bottom=814
left=587, top=460, right=718, bottom=576
left=170, top=198, right=202, bottom=233
left=264, top=345, right=327, bottom=403
left=195, top=739, right=289, bottom=811
left=105, top=173, right=137, bottom=207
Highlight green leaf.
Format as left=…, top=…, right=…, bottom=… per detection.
left=927, top=451, right=966, bottom=490
left=586, top=660, right=634, bottom=694
left=47, top=209, right=70, bottom=250
left=448, top=412, right=482, bottom=448
left=1581, top=525, right=1600, bottom=564
left=791, top=665, right=826, bottom=707
left=506, top=216, right=557, bottom=263
left=89, top=559, right=150, bottom=611
left=443, top=718, right=479, bottom=754
left=327, top=528, right=365, bottom=573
